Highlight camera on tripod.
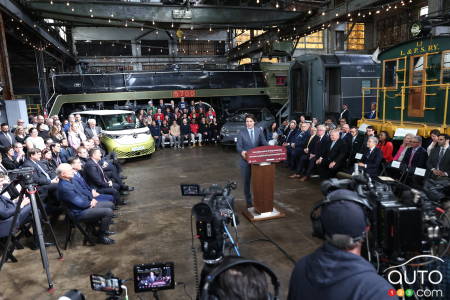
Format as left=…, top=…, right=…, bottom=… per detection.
left=181, top=181, right=239, bottom=263
left=7, top=167, right=34, bottom=185
left=319, top=173, right=449, bottom=264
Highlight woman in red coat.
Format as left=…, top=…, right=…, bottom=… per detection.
left=377, top=131, right=394, bottom=162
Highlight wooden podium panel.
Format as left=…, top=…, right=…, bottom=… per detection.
left=242, top=146, right=286, bottom=222
left=252, top=163, right=275, bottom=213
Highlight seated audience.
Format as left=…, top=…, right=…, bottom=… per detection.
left=0, top=123, right=16, bottom=153
left=209, top=118, right=220, bottom=143
left=13, top=143, right=26, bottom=166
left=427, top=134, right=450, bottom=179
left=22, top=148, right=59, bottom=206
left=376, top=131, right=394, bottom=163
left=50, top=143, right=63, bottom=167
left=84, top=148, right=122, bottom=205
left=169, top=120, right=181, bottom=149
left=427, top=129, right=440, bottom=155
left=358, top=136, right=383, bottom=177
left=298, top=125, right=329, bottom=182
left=190, top=119, right=202, bottom=146
left=288, top=123, right=310, bottom=176
left=37, top=124, right=51, bottom=141
left=25, top=128, right=46, bottom=151
left=60, top=138, right=74, bottom=163
left=361, top=126, right=376, bottom=153
left=402, top=136, right=428, bottom=171
left=40, top=148, right=57, bottom=178
left=180, top=118, right=192, bottom=148
left=339, top=124, right=352, bottom=146
left=393, top=133, right=414, bottom=162
left=84, top=119, right=101, bottom=139
left=3, top=146, right=22, bottom=170
left=160, top=120, right=172, bottom=148
left=317, top=129, right=347, bottom=179
left=199, top=118, right=209, bottom=144
left=14, top=126, right=27, bottom=145
left=50, top=123, right=66, bottom=144
left=57, top=163, right=115, bottom=245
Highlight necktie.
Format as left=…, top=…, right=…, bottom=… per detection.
left=250, top=130, right=254, bottom=144
left=5, top=133, right=11, bottom=145
left=96, top=161, right=108, bottom=183
left=437, top=148, right=446, bottom=170
left=330, top=141, right=335, bottom=150
left=408, top=149, right=416, bottom=168
left=35, top=162, right=51, bottom=181
left=371, top=111, right=375, bottom=119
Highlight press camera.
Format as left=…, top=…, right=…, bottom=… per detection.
left=320, top=173, right=450, bottom=263
left=181, top=182, right=238, bottom=263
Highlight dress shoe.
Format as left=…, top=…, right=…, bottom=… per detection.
left=97, top=236, right=115, bottom=245
left=118, top=200, right=128, bottom=205
left=299, top=176, right=309, bottom=182
left=112, top=214, right=118, bottom=218
left=102, top=231, right=116, bottom=236
left=289, top=174, right=301, bottom=179
left=127, top=186, right=135, bottom=191
left=121, top=175, right=127, bottom=180
left=120, top=190, right=129, bottom=196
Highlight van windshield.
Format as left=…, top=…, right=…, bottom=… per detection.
left=101, top=113, right=137, bottom=131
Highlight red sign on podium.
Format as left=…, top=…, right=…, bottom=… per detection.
left=172, top=90, right=196, bottom=98
left=245, top=146, right=287, bottom=164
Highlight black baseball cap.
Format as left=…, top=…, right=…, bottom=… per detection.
left=321, top=193, right=367, bottom=239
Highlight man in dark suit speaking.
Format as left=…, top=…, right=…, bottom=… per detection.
left=236, top=114, right=268, bottom=209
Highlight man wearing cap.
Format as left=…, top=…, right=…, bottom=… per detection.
left=288, top=190, right=395, bottom=300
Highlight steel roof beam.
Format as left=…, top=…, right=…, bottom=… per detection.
left=0, top=0, right=72, bottom=58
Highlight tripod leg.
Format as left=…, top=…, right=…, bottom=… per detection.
left=0, top=191, right=25, bottom=271
left=27, top=188, right=55, bottom=291
left=34, top=191, right=63, bottom=259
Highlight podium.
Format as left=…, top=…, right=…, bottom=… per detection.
left=242, top=146, right=287, bottom=222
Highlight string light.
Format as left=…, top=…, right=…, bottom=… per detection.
left=275, top=2, right=279, bottom=8
left=66, top=1, right=69, bottom=6
left=89, top=9, right=93, bottom=13
left=131, top=18, right=135, bottom=22
left=321, top=12, right=325, bottom=16
left=209, top=25, right=212, bottom=32
left=308, top=10, right=312, bottom=14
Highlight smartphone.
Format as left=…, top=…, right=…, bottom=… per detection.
left=90, top=274, right=122, bottom=295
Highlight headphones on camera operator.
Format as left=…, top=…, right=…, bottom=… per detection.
left=310, top=179, right=373, bottom=250
left=200, top=256, right=280, bottom=300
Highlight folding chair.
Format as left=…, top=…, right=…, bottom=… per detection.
left=62, top=206, right=96, bottom=249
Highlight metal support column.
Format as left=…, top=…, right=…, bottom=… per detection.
left=0, top=13, right=14, bottom=100
left=34, top=43, right=49, bottom=109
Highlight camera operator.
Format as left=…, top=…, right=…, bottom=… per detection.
left=203, top=257, right=271, bottom=300
left=288, top=190, right=396, bottom=300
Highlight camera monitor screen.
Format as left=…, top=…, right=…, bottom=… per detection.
left=134, top=262, right=175, bottom=293
left=90, top=274, right=122, bottom=295
left=180, top=184, right=201, bottom=196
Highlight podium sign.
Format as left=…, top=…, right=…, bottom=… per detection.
left=245, top=146, right=287, bottom=164
left=243, top=146, right=286, bottom=222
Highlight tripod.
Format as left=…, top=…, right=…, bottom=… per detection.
left=0, top=173, right=63, bottom=291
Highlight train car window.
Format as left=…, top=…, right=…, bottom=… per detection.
left=383, top=60, right=397, bottom=88
left=412, top=56, right=424, bottom=86
left=442, top=51, right=450, bottom=84
left=426, top=53, right=441, bottom=82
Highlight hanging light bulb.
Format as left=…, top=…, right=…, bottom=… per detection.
left=227, top=27, right=229, bottom=33
left=90, top=14, right=94, bottom=18
left=141, top=27, right=144, bottom=31
left=71, top=8, right=74, bottom=11
left=89, top=9, right=92, bottom=12
left=347, top=13, right=351, bottom=17
left=376, top=10, right=380, bottom=14
left=152, top=20, right=155, bottom=25
left=275, top=2, right=279, bottom=8
left=209, top=25, right=212, bottom=31
left=111, top=14, right=114, bottom=17
left=66, top=1, right=69, bottom=6
left=50, top=0, right=53, bottom=4
left=335, top=13, right=339, bottom=17
left=256, top=0, right=259, bottom=3
left=293, top=7, right=296, bottom=11
left=131, top=18, right=135, bottom=22
left=156, top=30, right=159, bottom=34
left=171, top=22, right=174, bottom=28
left=321, top=12, right=325, bottom=16
left=190, top=25, right=194, bottom=30
left=108, top=19, right=111, bottom=23
left=308, top=10, right=312, bottom=14
left=125, top=22, right=128, bottom=27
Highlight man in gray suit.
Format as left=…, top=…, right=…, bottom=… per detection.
left=84, top=119, right=102, bottom=139
left=427, top=134, right=450, bottom=179
left=236, top=114, right=268, bottom=208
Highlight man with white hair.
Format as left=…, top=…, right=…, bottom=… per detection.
left=358, top=136, right=383, bottom=177
left=57, top=163, right=115, bottom=245
left=84, top=119, right=101, bottom=139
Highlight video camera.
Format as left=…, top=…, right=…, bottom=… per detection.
left=181, top=182, right=238, bottom=264
left=320, top=172, right=450, bottom=264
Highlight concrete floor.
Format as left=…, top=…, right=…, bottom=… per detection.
left=0, top=145, right=323, bottom=300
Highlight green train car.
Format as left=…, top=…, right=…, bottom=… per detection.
left=359, top=36, right=450, bottom=137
